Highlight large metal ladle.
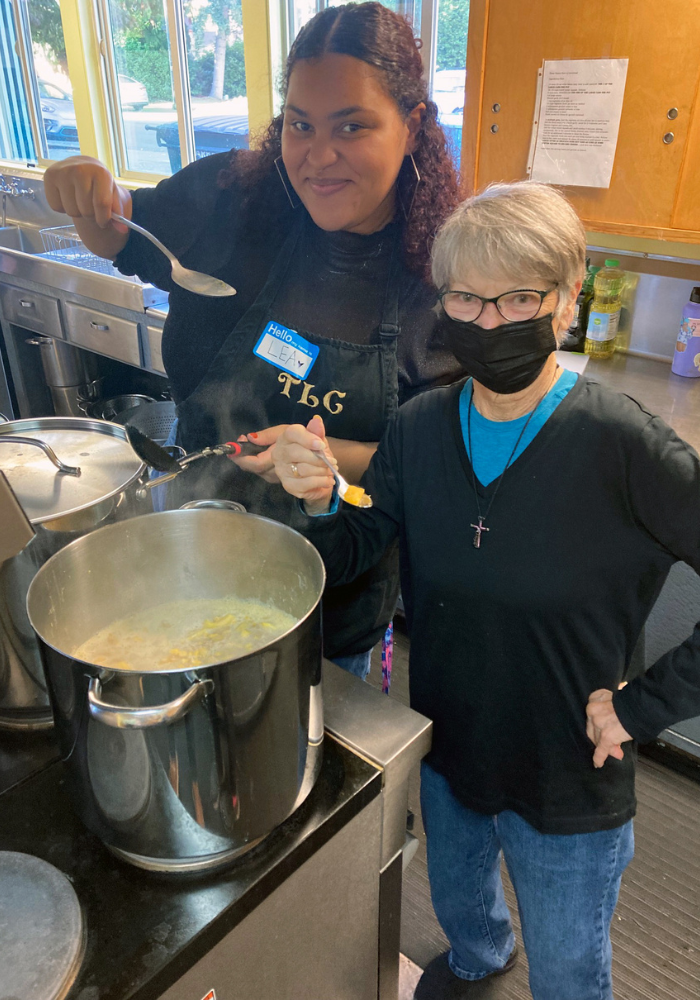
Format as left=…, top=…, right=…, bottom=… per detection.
left=112, top=214, right=237, bottom=298
left=124, top=425, right=264, bottom=496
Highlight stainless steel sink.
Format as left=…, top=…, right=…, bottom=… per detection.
left=0, top=225, right=45, bottom=253
left=0, top=225, right=167, bottom=310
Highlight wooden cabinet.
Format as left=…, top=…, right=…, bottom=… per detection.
left=462, top=0, right=700, bottom=242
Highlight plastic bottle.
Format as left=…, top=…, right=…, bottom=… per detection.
left=614, top=271, right=640, bottom=353
left=584, top=259, right=625, bottom=359
left=561, top=261, right=600, bottom=353
left=578, top=264, right=600, bottom=349
left=671, top=287, right=700, bottom=378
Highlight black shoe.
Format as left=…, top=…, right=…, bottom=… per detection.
left=413, top=945, right=518, bottom=999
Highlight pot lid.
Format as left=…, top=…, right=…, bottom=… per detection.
left=0, top=418, right=144, bottom=524
left=0, top=851, right=85, bottom=1000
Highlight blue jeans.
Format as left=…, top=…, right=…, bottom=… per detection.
left=332, top=648, right=372, bottom=680
left=420, top=763, right=634, bottom=1000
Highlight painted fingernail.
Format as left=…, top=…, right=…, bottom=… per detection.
left=248, top=432, right=259, bottom=439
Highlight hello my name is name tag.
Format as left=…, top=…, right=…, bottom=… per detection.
left=253, top=322, right=319, bottom=380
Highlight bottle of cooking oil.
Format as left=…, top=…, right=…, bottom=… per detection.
left=584, top=259, right=624, bottom=359
left=561, top=260, right=600, bottom=352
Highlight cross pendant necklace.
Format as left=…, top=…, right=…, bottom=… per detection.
left=470, top=516, right=489, bottom=549
left=465, top=374, right=556, bottom=551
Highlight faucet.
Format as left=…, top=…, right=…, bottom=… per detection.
left=0, top=174, right=35, bottom=198
left=10, top=177, right=35, bottom=199
left=0, top=174, right=35, bottom=228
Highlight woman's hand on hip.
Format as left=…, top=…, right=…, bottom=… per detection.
left=586, top=688, right=633, bottom=768
left=271, top=415, right=336, bottom=513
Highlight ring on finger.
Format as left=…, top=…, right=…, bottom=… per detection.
left=290, top=463, right=300, bottom=478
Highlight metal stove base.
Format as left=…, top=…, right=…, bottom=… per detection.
left=157, top=793, right=383, bottom=1000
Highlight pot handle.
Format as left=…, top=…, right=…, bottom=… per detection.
left=0, top=436, right=82, bottom=476
left=88, top=675, right=214, bottom=729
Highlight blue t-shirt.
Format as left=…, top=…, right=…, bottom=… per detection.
left=460, top=369, right=578, bottom=486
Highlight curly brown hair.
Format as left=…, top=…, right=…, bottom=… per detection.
left=218, top=2, right=460, bottom=279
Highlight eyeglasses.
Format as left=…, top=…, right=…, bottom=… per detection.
left=438, top=287, right=558, bottom=324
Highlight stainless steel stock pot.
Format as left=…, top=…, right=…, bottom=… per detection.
left=0, top=417, right=146, bottom=729
left=26, top=509, right=326, bottom=873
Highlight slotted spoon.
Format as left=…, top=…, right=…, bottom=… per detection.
left=125, top=425, right=265, bottom=494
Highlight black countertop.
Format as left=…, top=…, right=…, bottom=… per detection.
left=0, top=737, right=381, bottom=1000
left=0, top=726, right=59, bottom=796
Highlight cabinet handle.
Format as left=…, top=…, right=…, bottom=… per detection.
left=19, top=299, right=34, bottom=308
left=90, top=321, right=109, bottom=331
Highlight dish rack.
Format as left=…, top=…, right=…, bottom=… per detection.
left=39, top=225, right=130, bottom=278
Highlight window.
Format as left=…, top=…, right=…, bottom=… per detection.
left=100, top=0, right=176, bottom=175
left=0, top=0, right=467, bottom=179
left=182, top=0, right=248, bottom=166
left=325, top=0, right=420, bottom=16
left=0, top=0, right=85, bottom=163
left=98, top=0, right=249, bottom=178
left=289, top=0, right=421, bottom=39
left=284, top=0, right=468, bottom=168
left=29, top=0, right=83, bottom=160
left=433, top=0, right=469, bottom=164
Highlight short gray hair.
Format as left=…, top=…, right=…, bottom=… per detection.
left=431, top=182, right=587, bottom=317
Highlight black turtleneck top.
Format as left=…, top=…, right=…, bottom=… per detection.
left=115, top=151, right=462, bottom=405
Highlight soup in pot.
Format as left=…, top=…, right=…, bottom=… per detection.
left=73, top=597, right=297, bottom=671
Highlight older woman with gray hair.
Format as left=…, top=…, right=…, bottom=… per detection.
left=270, top=181, right=700, bottom=1000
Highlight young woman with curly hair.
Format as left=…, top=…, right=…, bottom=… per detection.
left=43, top=2, right=464, bottom=674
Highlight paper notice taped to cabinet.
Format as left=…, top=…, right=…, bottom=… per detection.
left=528, top=59, right=628, bottom=188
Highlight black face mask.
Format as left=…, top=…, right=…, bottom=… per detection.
left=441, top=312, right=557, bottom=394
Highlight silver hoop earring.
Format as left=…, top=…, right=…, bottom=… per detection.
left=399, top=153, right=421, bottom=221
left=275, top=156, right=301, bottom=209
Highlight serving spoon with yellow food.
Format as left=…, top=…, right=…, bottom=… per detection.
left=127, top=424, right=372, bottom=508
left=316, top=449, right=372, bottom=509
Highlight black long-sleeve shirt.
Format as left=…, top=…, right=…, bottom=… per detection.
left=294, top=376, right=700, bottom=834
left=115, top=152, right=462, bottom=406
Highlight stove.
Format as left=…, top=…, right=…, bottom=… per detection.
left=0, top=662, right=432, bottom=1000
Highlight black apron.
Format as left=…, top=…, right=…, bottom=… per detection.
left=174, top=213, right=401, bottom=658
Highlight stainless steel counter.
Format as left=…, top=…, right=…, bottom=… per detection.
left=584, top=353, right=700, bottom=760
left=0, top=225, right=167, bottom=311
left=323, top=660, right=431, bottom=870
left=0, top=224, right=169, bottom=417
left=585, top=353, right=700, bottom=451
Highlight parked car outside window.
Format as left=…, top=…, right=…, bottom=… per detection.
left=118, top=75, right=149, bottom=111
left=38, top=79, right=78, bottom=157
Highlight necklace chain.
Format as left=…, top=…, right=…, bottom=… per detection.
left=466, top=371, right=558, bottom=549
